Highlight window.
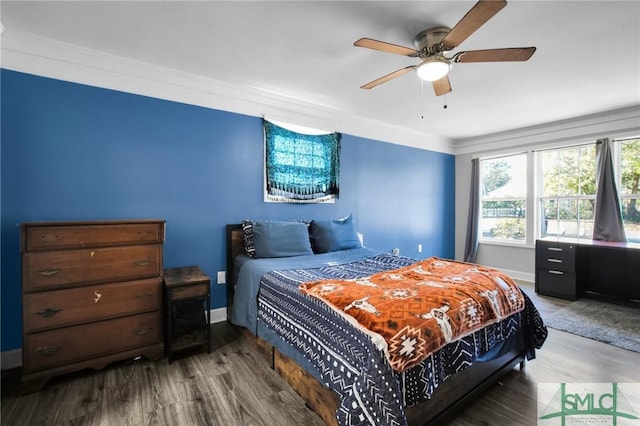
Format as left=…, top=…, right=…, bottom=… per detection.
left=264, top=120, right=340, bottom=203
left=538, top=145, right=596, bottom=239
left=618, top=138, right=640, bottom=242
left=480, top=153, right=527, bottom=241
left=475, top=135, right=638, bottom=246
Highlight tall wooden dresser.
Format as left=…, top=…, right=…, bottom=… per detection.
left=21, top=219, right=165, bottom=392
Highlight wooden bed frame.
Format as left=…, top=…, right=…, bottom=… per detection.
left=225, top=224, right=526, bottom=425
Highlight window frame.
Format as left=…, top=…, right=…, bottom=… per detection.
left=615, top=137, right=640, bottom=242
left=536, top=144, right=597, bottom=241
left=478, top=152, right=528, bottom=244
left=475, top=135, right=640, bottom=248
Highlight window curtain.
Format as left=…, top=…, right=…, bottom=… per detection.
left=264, top=120, right=340, bottom=203
left=593, top=138, right=627, bottom=242
left=464, top=158, right=480, bottom=262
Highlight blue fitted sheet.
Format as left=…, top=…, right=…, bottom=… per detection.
left=230, top=247, right=381, bottom=332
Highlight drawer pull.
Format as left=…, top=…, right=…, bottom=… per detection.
left=547, top=259, right=563, bottom=263
left=39, top=233, right=60, bottom=242
left=94, top=290, right=102, bottom=304
left=36, top=346, right=61, bottom=357
left=134, top=258, right=153, bottom=267
left=548, top=270, right=564, bottom=275
left=36, top=307, right=63, bottom=318
left=135, top=327, right=153, bottom=336
left=37, top=268, right=62, bottom=276
left=547, top=247, right=563, bottom=252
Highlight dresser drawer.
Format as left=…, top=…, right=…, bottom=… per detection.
left=535, top=240, right=576, bottom=272
left=23, top=244, right=162, bottom=291
left=536, top=269, right=577, bottom=300
left=23, top=221, right=165, bottom=251
left=24, top=278, right=162, bottom=333
left=23, top=311, right=162, bottom=373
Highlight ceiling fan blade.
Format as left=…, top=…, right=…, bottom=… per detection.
left=441, top=0, right=507, bottom=50
left=354, top=38, right=419, bottom=57
left=454, top=47, right=536, bottom=63
left=360, top=66, right=416, bottom=89
left=432, top=76, right=452, bottom=96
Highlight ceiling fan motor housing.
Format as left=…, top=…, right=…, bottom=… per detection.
left=413, top=27, right=451, bottom=56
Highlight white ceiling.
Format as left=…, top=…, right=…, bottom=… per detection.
left=2, top=1, right=639, bottom=147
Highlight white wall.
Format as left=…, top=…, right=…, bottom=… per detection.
left=454, top=106, right=640, bottom=282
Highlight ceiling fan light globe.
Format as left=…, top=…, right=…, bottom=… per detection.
left=416, top=59, right=451, bottom=81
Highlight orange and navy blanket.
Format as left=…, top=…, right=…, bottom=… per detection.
left=299, top=257, right=525, bottom=372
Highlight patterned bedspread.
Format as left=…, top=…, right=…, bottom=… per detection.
left=254, top=253, right=547, bottom=426
left=299, top=257, right=525, bottom=372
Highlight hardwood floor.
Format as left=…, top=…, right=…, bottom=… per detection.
left=1, top=322, right=325, bottom=426
left=2, top=283, right=639, bottom=426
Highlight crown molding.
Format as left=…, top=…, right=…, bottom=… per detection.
left=1, top=30, right=454, bottom=154
left=454, top=105, right=640, bottom=156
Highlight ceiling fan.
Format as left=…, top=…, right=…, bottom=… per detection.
left=354, top=0, right=536, bottom=96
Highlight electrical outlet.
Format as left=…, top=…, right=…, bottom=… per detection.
left=418, top=244, right=422, bottom=253
left=217, top=271, right=226, bottom=284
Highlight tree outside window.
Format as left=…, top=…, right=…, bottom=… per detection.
left=538, top=145, right=596, bottom=239
left=480, top=154, right=527, bottom=241
left=619, top=138, right=640, bottom=241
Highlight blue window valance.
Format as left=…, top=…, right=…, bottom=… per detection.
left=264, top=119, right=341, bottom=203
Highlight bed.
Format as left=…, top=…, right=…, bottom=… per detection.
left=225, top=219, right=547, bottom=426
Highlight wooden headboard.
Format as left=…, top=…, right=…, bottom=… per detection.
left=225, top=224, right=244, bottom=318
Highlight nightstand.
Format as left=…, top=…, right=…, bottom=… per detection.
left=163, top=266, right=211, bottom=363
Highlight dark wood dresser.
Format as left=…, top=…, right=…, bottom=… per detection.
left=21, top=219, right=165, bottom=392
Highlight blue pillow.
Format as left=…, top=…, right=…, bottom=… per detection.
left=251, top=221, right=313, bottom=258
left=309, top=214, right=362, bottom=253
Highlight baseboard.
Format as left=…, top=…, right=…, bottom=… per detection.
left=209, top=307, right=227, bottom=324
left=494, top=267, right=534, bottom=284
left=1, top=348, right=22, bottom=371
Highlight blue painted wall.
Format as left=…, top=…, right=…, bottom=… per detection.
left=1, top=69, right=455, bottom=352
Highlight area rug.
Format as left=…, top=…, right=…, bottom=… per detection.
left=543, top=298, right=640, bottom=353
